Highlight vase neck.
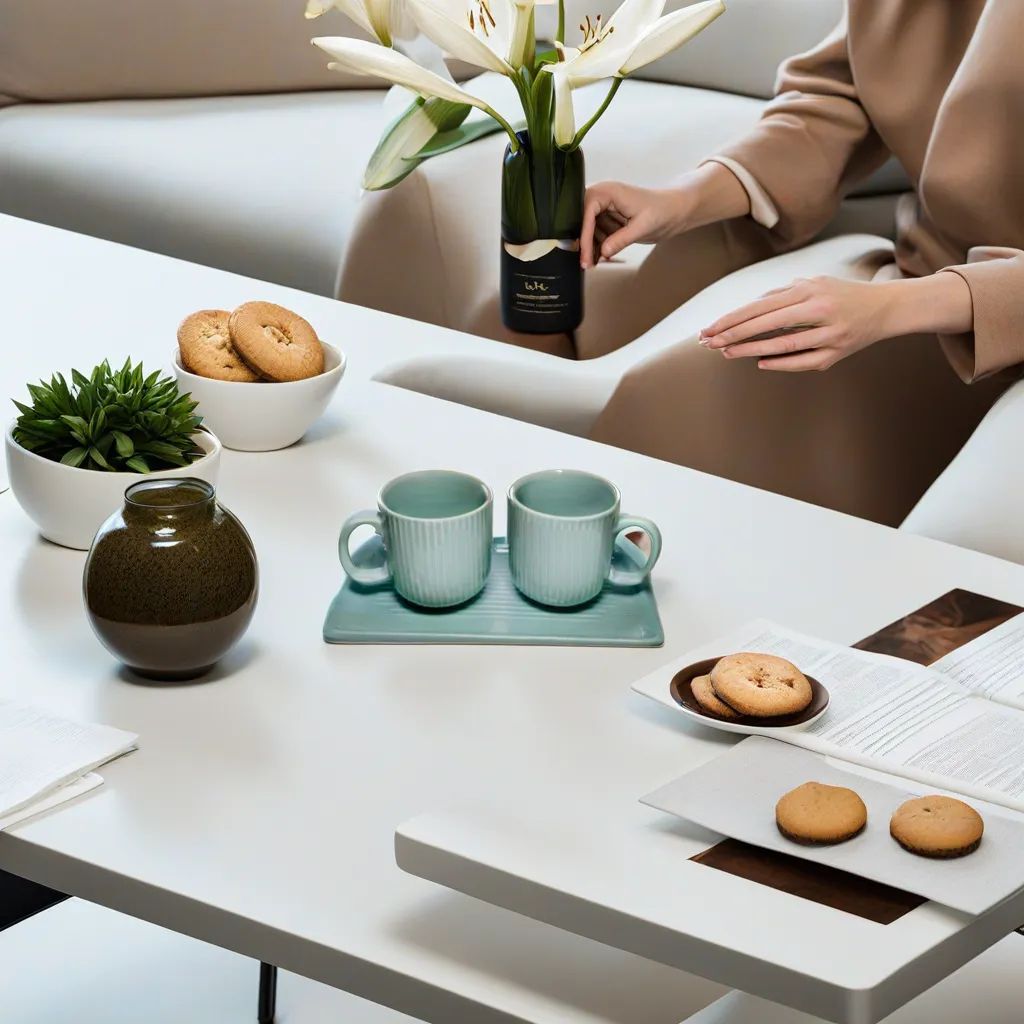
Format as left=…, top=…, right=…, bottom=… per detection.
left=123, top=478, right=215, bottom=524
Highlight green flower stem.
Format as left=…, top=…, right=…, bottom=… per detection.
left=525, top=71, right=555, bottom=234
left=512, top=70, right=535, bottom=125
left=485, top=103, right=523, bottom=152
left=569, top=76, right=622, bottom=149
left=556, top=0, right=565, bottom=43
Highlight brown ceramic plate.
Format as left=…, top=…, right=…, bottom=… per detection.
left=669, top=657, right=830, bottom=734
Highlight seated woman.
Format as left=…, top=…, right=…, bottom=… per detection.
left=582, top=0, right=1022, bottom=528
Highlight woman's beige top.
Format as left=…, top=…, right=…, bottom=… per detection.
left=709, top=0, right=1024, bottom=382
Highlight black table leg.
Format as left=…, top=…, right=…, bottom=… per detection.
left=0, top=868, right=67, bottom=931
left=258, top=962, right=278, bottom=1023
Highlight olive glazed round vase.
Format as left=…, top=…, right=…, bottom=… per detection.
left=83, top=478, right=258, bottom=680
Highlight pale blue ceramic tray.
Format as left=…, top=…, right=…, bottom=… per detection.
left=323, top=535, right=664, bottom=647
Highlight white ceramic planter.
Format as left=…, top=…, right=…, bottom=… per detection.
left=172, top=342, right=346, bottom=452
left=4, top=423, right=222, bottom=550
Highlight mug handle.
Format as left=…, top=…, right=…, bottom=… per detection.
left=607, top=516, right=662, bottom=588
left=338, top=510, right=392, bottom=586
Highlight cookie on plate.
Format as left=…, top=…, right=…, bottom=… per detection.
left=710, top=652, right=812, bottom=717
left=691, top=673, right=739, bottom=719
left=229, top=301, right=324, bottom=382
left=890, top=796, right=983, bottom=859
left=775, top=781, right=867, bottom=845
left=178, top=309, right=261, bottom=383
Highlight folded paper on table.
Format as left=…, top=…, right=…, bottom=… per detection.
left=0, top=773, right=103, bottom=830
left=0, top=700, right=137, bottom=822
left=633, top=616, right=1024, bottom=814
left=642, top=737, right=1024, bottom=916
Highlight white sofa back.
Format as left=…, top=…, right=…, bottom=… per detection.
left=543, top=0, right=843, bottom=99
left=640, top=0, right=842, bottom=98
left=2, top=0, right=841, bottom=105
left=4, top=0, right=844, bottom=105
left=0, top=1, right=380, bottom=104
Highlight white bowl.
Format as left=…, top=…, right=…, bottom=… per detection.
left=172, top=342, right=346, bottom=452
left=5, top=423, right=221, bottom=550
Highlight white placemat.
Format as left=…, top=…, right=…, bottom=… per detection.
left=642, top=737, right=1024, bottom=916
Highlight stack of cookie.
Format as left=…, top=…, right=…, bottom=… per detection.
left=692, top=652, right=812, bottom=720
left=178, top=301, right=324, bottom=383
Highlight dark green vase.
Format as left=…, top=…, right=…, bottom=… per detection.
left=83, top=478, right=258, bottom=680
left=500, top=131, right=585, bottom=334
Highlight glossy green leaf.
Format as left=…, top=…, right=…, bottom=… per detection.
left=415, top=118, right=509, bottom=158
left=60, top=446, right=89, bottom=468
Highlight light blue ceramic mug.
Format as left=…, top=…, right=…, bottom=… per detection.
left=508, top=469, right=662, bottom=607
left=339, top=470, right=492, bottom=608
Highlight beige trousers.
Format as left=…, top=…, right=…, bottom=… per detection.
left=590, top=234, right=1007, bottom=526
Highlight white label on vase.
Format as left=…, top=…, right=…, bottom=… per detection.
left=503, top=238, right=580, bottom=262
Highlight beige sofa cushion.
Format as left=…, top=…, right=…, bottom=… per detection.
left=0, top=1, right=380, bottom=103
left=541, top=0, right=843, bottom=99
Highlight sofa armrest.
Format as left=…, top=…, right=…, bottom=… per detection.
left=373, top=354, right=620, bottom=437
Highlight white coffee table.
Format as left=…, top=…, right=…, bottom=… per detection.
left=1, top=215, right=1021, bottom=1024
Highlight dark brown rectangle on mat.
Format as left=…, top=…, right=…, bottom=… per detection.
left=691, top=839, right=925, bottom=924
left=853, top=588, right=1022, bottom=666
left=690, top=589, right=1023, bottom=923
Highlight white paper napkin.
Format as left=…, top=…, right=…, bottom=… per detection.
left=642, top=737, right=1024, bottom=916
left=0, top=701, right=136, bottom=821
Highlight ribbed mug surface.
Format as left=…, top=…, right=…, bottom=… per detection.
left=383, top=500, right=492, bottom=607
left=508, top=470, right=619, bottom=607
left=339, top=470, right=493, bottom=609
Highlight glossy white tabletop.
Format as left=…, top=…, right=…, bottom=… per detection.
left=1, top=215, right=1020, bottom=1024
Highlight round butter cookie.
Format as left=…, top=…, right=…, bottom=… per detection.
left=178, top=309, right=260, bottom=382
left=890, top=796, right=983, bottom=859
left=691, top=673, right=739, bottom=719
left=710, top=652, right=811, bottom=717
left=229, top=301, right=323, bottom=382
left=776, top=782, right=867, bottom=845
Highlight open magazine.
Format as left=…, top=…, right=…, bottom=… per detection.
left=632, top=615, right=1024, bottom=814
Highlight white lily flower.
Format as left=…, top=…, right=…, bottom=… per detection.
left=407, top=0, right=551, bottom=74
left=305, top=0, right=407, bottom=47
left=313, top=36, right=522, bottom=142
left=314, top=36, right=483, bottom=102
left=551, top=0, right=724, bottom=85
left=508, top=0, right=553, bottom=69
left=550, top=69, right=576, bottom=146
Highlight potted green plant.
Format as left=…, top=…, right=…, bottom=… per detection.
left=309, top=0, right=725, bottom=334
left=5, top=359, right=220, bottom=549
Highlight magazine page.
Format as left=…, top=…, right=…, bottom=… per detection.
left=931, top=612, right=1024, bottom=710
left=632, top=620, right=1024, bottom=813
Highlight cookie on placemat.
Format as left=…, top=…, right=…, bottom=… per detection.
left=776, top=782, right=867, bottom=845
left=229, top=301, right=323, bottom=382
left=178, top=309, right=261, bottom=383
left=890, top=796, right=983, bottom=859
left=691, top=673, right=739, bottom=719
left=710, top=652, right=812, bottom=717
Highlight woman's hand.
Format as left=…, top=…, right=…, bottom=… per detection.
left=699, top=273, right=974, bottom=371
left=580, top=162, right=751, bottom=269
left=579, top=183, right=691, bottom=269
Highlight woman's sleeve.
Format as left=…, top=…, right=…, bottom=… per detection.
left=704, top=14, right=890, bottom=246
left=938, top=248, right=1024, bottom=382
